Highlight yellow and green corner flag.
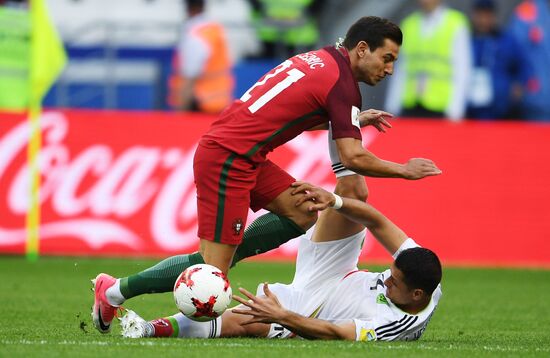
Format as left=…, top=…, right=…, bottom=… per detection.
left=26, top=0, right=67, bottom=260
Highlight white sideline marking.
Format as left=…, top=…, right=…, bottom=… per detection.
left=0, top=339, right=548, bottom=353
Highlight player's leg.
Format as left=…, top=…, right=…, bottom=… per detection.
left=120, top=307, right=270, bottom=339
left=91, top=143, right=250, bottom=332
left=91, top=252, right=206, bottom=333
left=310, top=174, right=367, bottom=243
left=194, top=144, right=259, bottom=274
left=285, top=133, right=369, bottom=295
left=91, top=158, right=307, bottom=333
left=120, top=280, right=298, bottom=339
left=199, top=240, right=237, bottom=274
left=231, top=160, right=317, bottom=263
left=310, top=128, right=368, bottom=243
left=93, top=191, right=309, bottom=334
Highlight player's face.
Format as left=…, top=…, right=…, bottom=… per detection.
left=384, top=263, right=416, bottom=306
left=356, top=39, right=399, bottom=86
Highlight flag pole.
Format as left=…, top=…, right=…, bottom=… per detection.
left=25, top=0, right=67, bottom=261
left=25, top=101, right=41, bottom=261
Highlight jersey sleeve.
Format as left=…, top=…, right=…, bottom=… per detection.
left=354, top=318, right=380, bottom=341
left=354, top=312, right=431, bottom=342
left=392, top=238, right=420, bottom=259
left=325, top=78, right=362, bottom=141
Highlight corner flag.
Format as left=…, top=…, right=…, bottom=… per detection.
left=26, top=0, right=67, bottom=260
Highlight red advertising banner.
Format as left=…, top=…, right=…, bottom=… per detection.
left=1, top=110, right=549, bottom=267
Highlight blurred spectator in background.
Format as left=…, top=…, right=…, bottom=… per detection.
left=467, top=0, right=521, bottom=120
left=250, top=0, right=321, bottom=59
left=0, top=0, right=29, bottom=111
left=385, top=0, right=472, bottom=121
left=167, top=0, right=234, bottom=114
left=506, top=0, right=550, bottom=121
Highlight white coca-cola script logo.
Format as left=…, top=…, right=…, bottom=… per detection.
left=0, top=112, right=199, bottom=252
left=0, top=111, right=379, bottom=256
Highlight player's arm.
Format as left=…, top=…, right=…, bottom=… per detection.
left=232, top=284, right=356, bottom=340
left=335, top=137, right=441, bottom=180
left=306, top=109, right=393, bottom=132
left=306, top=123, right=329, bottom=131
left=326, top=74, right=438, bottom=179
left=292, top=182, right=407, bottom=254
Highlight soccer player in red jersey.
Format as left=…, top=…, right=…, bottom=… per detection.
left=91, top=16, right=441, bottom=334
left=195, top=16, right=441, bottom=273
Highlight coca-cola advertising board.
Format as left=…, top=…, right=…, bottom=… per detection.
left=1, top=110, right=549, bottom=267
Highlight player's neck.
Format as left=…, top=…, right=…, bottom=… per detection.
left=396, top=298, right=430, bottom=315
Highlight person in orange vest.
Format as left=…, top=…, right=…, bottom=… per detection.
left=168, top=0, right=234, bottom=114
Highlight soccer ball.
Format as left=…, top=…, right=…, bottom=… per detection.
left=173, top=264, right=232, bottom=322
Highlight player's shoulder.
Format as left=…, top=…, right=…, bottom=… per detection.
left=291, top=48, right=340, bottom=77
left=287, top=48, right=344, bottom=94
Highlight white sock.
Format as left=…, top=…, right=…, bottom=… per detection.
left=172, top=312, right=222, bottom=338
left=329, top=124, right=357, bottom=178
left=105, top=279, right=126, bottom=306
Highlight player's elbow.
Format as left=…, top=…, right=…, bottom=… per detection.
left=331, top=324, right=356, bottom=341
left=340, top=155, right=365, bottom=175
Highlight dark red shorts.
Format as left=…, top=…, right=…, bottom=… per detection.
left=193, top=140, right=295, bottom=245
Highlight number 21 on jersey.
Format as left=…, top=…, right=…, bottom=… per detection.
left=240, top=60, right=306, bottom=114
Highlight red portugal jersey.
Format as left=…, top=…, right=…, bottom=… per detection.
left=201, top=46, right=363, bottom=163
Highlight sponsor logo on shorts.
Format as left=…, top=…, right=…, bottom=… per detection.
left=232, top=218, right=243, bottom=235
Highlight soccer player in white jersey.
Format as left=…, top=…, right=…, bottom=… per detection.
left=120, top=158, right=443, bottom=342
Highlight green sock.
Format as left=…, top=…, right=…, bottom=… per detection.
left=119, top=252, right=204, bottom=299
left=119, top=214, right=304, bottom=299
left=231, top=213, right=305, bottom=266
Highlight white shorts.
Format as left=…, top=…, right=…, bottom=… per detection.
left=257, top=230, right=366, bottom=339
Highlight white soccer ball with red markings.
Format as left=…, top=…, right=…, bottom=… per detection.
left=173, top=264, right=232, bottom=322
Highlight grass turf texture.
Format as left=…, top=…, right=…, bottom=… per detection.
left=1, top=257, right=549, bottom=357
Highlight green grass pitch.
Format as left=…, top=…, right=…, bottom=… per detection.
left=1, top=257, right=549, bottom=357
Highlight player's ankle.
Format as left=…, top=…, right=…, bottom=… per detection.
left=105, top=279, right=126, bottom=306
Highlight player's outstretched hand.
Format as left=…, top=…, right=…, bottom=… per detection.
left=291, top=181, right=335, bottom=212
left=403, top=158, right=442, bottom=180
left=232, top=283, right=287, bottom=325
left=358, top=109, right=393, bottom=133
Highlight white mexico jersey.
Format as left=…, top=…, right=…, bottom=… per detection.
left=263, top=235, right=442, bottom=341
left=318, top=269, right=442, bottom=342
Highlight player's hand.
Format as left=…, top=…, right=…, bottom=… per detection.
left=403, top=158, right=442, bottom=180
left=232, top=283, right=287, bottom=324
left=291, top=181, right=335, bottom=212
left=358, top=109, right=393, bottom=132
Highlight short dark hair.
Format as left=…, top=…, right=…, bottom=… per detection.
left=185, top=0, right=204, bottom=11
left=473, top=0, right=495, bottom=11
left=343, top=16, right=403, bottom=51
left=394, top=247, right=442, bottom=295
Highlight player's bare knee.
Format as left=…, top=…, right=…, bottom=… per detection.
left=292, top=199, right=318, bottom=230
left=266, top=189, right=318, bottom=231
left=199, top=240, right=236, bottom=273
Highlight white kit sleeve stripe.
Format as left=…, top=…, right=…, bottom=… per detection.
left=377, top=316, right=419, bottom=340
